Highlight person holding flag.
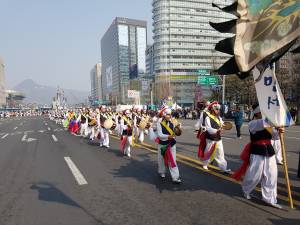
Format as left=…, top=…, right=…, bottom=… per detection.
left=235, top=104, right=283, bottom=209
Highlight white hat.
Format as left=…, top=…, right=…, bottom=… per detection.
left=164, top=108, right=172, bottom=116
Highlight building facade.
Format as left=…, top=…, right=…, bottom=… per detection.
left=90, top=63, right=102, bottom=105
left=146, top=44, right=155, bottom=79
left=152, top=0, right=233, bottom=106
left=101, top=17, right=147, bottom=104
left=0, top=58, right=5, bottom=107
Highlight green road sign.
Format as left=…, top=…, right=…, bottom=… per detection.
left=197, top=69, right=209, bottom=75
left=197, top=75, right=219, bottom=86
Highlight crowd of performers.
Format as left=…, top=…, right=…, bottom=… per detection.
left=49, top=101, right=284, bottom=209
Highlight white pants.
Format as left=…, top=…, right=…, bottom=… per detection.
left=242, top=154, right=278, bottom=204
left=80, top=123, right=88, bottom=137
left=138, top=128, right=145, bottom=142
left=100, top=127, right=110, bottom=147
left=157, top=144, right=180, bottom=181
left=202, top=139, right=228, bottom=171
left=149, top=128, right=157, bottom=141
left=124, top=136, right=133, bottom=156
left=89, top=127, right=96, bottom=140
left=271, top=139, right=283, bottom=164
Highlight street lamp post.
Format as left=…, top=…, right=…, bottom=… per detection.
left=222, top=75, right=226, bottom=105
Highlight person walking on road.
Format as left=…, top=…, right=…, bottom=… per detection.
left=156, top=107, right=182, bottom=184
left=232, top=106, right=244, bottom=139
left=233, top=103, right=282, bottom=209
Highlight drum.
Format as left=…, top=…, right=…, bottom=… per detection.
left=139, top=119, right=148, bottom=130
left=172, top=119, right=179, bottom=127
left=88, top=118, right=97, bottom=127
left=223, top=121, right=233, bottom=130
left=174, top=125, right=182, bottom=136
left=104, top=119, right=114, bottom=129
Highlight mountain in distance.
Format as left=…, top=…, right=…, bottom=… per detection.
left=14, top=79, right=89, bottom=105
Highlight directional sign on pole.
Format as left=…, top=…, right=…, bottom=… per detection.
left=197, top=76, right=219, bottom=86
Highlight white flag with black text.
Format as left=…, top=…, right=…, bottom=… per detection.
left=253, top=67, right=294, bottom=127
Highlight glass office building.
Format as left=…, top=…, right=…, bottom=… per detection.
left=90, top=63, right=102, bottom=105
left=152, top=0, right=233, bottom=106
left=101, top=17, right=147, bottom=104
left=0, top=57, right=5, bottom=107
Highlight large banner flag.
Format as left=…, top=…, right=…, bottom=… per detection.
left=253, top=67, right=294, bottom=127
left=211, top=0, right=300, bottom=78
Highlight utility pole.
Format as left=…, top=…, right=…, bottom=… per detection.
left=222, top=75, right=226, bottom=105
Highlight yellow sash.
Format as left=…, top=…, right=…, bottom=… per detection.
left=161, top=120, right=175, bottom=136
left=123, top=116, right=132, bottom=127
left=206, top=112, right=222, bottom=127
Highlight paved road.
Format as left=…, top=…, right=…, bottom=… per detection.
left=0, top=117, right=299, bottom=225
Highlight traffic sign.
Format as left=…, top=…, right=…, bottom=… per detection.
left=197, top=76, right=219, bottom=86
left=197, top=69, right=210, bottom=75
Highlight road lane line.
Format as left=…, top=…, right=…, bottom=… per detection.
left=286, top=137, right=300, bottom=140
left=48, top=127, right=51, bottom=131
left=64, top=157, right=88, bottom=185
left=52, top=134, right=58, bottom=142
left=14, top=127, right=18, bottom=130
left=21, top=134, right=27, bottom=141
left=1, top=133, right=9, bottom=139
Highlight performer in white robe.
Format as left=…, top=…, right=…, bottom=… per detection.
left=241, top=104, right=282, bottom=209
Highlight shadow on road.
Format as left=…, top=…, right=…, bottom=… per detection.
left=30, top=182, right=105, bottom=225
left=30, top=182, right=80, bottom=208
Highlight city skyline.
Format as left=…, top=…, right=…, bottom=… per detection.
left=0, top=0, right=153, bottom=92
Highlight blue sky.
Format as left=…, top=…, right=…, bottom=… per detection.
left=0, top=0, right=153, bottom=91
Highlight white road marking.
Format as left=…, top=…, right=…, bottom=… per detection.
left=48, top=127, right=51, bottom=131
left=14, top=127, right=18, bottom=130
left=21, top=134, right=27, bottom=141
left=1, top=133, right=9, bottom=139
left=52, top=134, right=58, bottom=142
left=24, top=130, right=34, bottom=134
left=64, top=157, right=88, bottom=185
left=38, top=130, right=46, bottom=133
left=286, top=137, right=300, bottom=140
left=222, top=137, right=235, bottom=140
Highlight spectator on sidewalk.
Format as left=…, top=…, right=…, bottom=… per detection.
left=232, top=106, right=244, bottom=139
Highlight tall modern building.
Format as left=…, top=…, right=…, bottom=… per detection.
left=90, top=63, right=102, bottom=105
left=152, top=0, right=233, bottom=106
left=146, top=44, right=155, bottom=79
left=0, top=57, right=5, bottom=107
left=101, top=17, right=147, bottom=104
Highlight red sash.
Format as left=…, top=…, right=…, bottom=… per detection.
left=231, top=139, right=271, bottom=181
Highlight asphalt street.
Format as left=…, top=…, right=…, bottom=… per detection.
left=0, top=117, right=300, bottom=225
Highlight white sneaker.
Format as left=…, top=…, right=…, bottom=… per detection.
left=127, top=153, right=131, bottom=158
left=223, top=168, right=231, bottom=174
left=172, top=178, right=182, bottom=184
left=203, top=165, right=208, bottom=170
left=160, top=174, right=166, bottom=178
left=267, top=202, right=282, bottom=209
left=243, top=192, right=251, bottom=200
